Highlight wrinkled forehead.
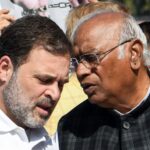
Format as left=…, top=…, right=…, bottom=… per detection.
left=73, top=13, right=123, bottom=50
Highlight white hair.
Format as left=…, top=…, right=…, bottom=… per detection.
left=71, top=9, right=150, bottom=66
left=71, top=9, right=112, bottom=43
left=119, top=14, right=149, bottom=66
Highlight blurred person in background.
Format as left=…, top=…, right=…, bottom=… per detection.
left=65, top=1, right=129, bottom=41
left=69, top=0, right=97, bottom=7
left=0, top=0, right=22, bottom=33
left=0, top=0, right=98, bottom=33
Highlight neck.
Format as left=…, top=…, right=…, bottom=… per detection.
left=115, top=72, right=150, bottom=114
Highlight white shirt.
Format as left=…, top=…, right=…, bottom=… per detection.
left=0, top=110, right=59, bottom=150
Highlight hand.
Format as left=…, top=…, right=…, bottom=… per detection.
left=69, top=0, right=98, bottom=7
left=0, top=9, right=15, bottom=32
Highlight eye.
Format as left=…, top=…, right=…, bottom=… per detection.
left=81, top=54, right=97, bottom=63
left=37, top=77, right=53, bottom=85
left=58, top=81, right=64, bottom=90
left=58, top=79, right=69, bottom=90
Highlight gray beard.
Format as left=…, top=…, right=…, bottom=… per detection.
left=3, top=72, right=50, bottom=128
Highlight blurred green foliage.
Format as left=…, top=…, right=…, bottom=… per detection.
left=99, top=0, right=150, bottom=18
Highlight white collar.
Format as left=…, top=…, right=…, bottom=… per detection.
left=0, top=110, right=18, bottom=132
left=0, top=110, right=52, bottom=147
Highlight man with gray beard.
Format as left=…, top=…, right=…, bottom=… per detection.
left=0, top=15, right=71, bottom=150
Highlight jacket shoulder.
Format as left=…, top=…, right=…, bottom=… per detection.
left=61, top=100, right=98, bottom=120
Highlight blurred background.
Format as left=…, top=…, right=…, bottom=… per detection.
left=111, top=0, right=150, bottom=19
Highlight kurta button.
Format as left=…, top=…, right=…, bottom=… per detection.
left=123, top=121, right=130, bottom=129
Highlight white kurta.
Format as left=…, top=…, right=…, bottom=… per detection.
left=0, top=110, right=59, bottom=150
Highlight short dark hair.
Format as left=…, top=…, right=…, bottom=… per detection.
left=0, top=15, right=72, bottom=69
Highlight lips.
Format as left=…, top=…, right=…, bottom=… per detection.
left=36, top=102, right=55, bottom=118
left=81, top=83, right=96, bottom=96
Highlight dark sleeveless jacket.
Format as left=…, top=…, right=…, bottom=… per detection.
left=58, top=96, right=150, bottom=150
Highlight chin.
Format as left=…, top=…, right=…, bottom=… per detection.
left=88, top=96, right=100, bottom=104
left=88, top=94, right=108, bottom=107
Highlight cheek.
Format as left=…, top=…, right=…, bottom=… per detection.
left=100, top=55, right=123, bottom=77
left=98, top=58, right=131, bottom=90
left=95, top=60, right=121, bottom=87
left=19, top=78, right=45, bottom=98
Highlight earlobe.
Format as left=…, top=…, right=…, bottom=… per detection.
left=130, top=40, right=143, bottom=70
left=0, top=56, right=13, bottom=83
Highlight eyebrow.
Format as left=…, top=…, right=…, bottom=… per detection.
left=79, top=48, right=100, bottom=56
left=34, top=74, right=56, bottom=79
left=33, top=74, right=69, bottom=83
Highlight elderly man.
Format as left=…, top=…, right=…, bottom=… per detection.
left=58, top=10, right=150, bottom=150
left=0, top=15, right=71, bottom=149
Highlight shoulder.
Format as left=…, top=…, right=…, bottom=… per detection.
left=57, top=100, right=114, bottom=140
left=61, top=100, right=98, bottom=119
left=58, top=100, right=107, bottom=129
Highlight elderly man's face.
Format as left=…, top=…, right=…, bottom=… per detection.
left=73, top=15, right=134, bottom=109
left=3, top=47, right=70, bottom=128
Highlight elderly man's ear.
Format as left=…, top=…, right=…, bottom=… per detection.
left=0, top=56, right=13, bottom=83
left=130, top=39, right=143, bottom=70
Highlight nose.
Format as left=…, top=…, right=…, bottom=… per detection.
left=76, top=63, right=91, bottom=80
left=44, top=83, right=61, bottom=102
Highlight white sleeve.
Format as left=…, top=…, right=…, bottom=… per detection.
left=50, top=131, right=60, bottom=150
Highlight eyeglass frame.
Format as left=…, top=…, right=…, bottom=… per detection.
left=70, top=38, right=134, bottom=70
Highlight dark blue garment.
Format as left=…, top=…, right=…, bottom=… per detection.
left=58, top=95, right=150, bottom=150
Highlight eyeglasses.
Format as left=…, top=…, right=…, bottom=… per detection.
left=71, top=39, right=133, bottom=70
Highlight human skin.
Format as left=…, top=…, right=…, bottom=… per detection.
left=0, top=9, right=15, bottom=31
left=73, top=12, right=149, bottom=113
left=0, top=46, right=70, bottom=128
